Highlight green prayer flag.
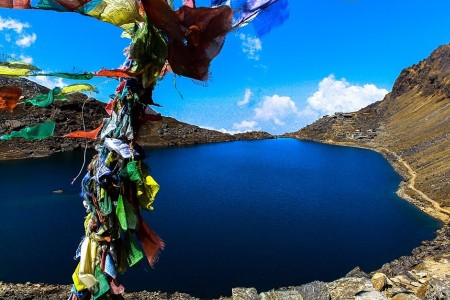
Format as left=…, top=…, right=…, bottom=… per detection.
left=116, top=195, right=128, bottom=231
left=0, top=120, right=55, bottom=140
left=127, top=160, right=143, bottom=182
left=24, top=87, right=65, bottom=107
left=93, top=266, right=110, bottom=300
left=116, top=194, right=138, bottom=231
left=125, top=233, right=144, bottom=267
left=43, top=72, right=94, bottom=80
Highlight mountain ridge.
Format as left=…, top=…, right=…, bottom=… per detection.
left=0, top=76, right=273, bottom=160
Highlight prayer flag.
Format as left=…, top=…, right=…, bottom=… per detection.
left=0, top=120, right=55, bottom=140
left=62, top=123, right=103, bottom=139
left=0, top=86, right=22, bottom=111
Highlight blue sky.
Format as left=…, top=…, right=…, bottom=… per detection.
left=1, top=0, right=450, bottom=134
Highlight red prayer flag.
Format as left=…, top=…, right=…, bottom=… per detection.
left=95, top=69, right=133, bottom=78
left=62, top=123, right=103, bottom=139
left=53, top=0, right=90, bottom=10
left=0, top=86, right=22, bottom=112
left=105, top=99, right=116, bottom=116
left=136, top=218, right=165, bottom=268
left=0, top=0, right=30, bottom=8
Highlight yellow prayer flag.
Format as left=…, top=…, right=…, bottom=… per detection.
left=61, top=84, right=96, bottom=94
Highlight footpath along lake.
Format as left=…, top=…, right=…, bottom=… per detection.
left=0, top=138, right=441, bottom=298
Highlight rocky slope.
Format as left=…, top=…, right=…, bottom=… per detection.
left=287, top=44, right=450, bottom=221
left=0, top=77, right=273, bottom=160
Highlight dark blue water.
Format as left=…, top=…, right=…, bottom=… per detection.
left=0, top=139, right=441, bottom=298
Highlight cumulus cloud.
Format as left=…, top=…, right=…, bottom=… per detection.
left=239, top=33, right=262, bottom=60
left=200, top=125, right=245, bottom=135
left=0, top=17, right=29, bottom=33
left=16, top=33, right=37, bottom=47
left=233, top=120, right=259, bottom=131
left=29, top=76, right=65, bottom=89
left=237, top=88, right=252, bottom=106
left=254, top=95, right=299, bottom=125
left=305, top=74, right=388, bottom=115
left=19, top=54, right=33, bottom=64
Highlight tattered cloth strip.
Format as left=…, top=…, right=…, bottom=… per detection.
left=74, top=237, right=98, bottom=289
left=61, top=83, right=97, bottom=94
left=211, top=0, right=289, bottom=36
left=141, top=0, right=232, bottom=80
left=0, top=120, right=55, bottom=140
left=136, top=217, right=165, bottom=268
left=53, top=0, right=90, bottom=10
left=0, top=0, right=30, bottom=8
left=105, top=99, right=116, bottom=116
left=42, top=72, right=95, bottom=80
left=24, top=84, right=96, bottom=108
left=0, top=86, right=22, bottom=111
left=24, top=87, right=66, bottom=107
left=0, top=61, right=39, bottom=76
left=63, top=123, right=104, bottom=139
left=95, top=69, right=133, bottom=78
left=103, top=138, right=140, bottom=159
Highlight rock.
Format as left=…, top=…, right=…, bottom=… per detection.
left=294, top=281, right=329, bottom=300
left=415, top=280, right=429, bottom=300
left=355, top=291, right=387, bottom=300
left=346, top=267, right=369, bottom=279
left=259, top=290, right=303, bottom=300
left=328, top=277, right=374, bottom=300
left=232, top=288, right=259, bottom=300
left=424, top=278, right=450, bottom=299
left=391, top=293, right=421, bottom=300
left=371, top=273, right=388, bottom=291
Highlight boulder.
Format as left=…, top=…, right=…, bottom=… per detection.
left=294, top=281, right=329, bottom=300
left=391, top=293, right=421, bottom=300
left=355, top=291, right=387, bottom=300
left=259, top=290, right=303, bottom=300
left=371, top=273, right=388, bottom=291
left=424, top=278, right=450, bottom=299
left=232, top=288, right=259, bottom=300
left=328, top=277, right=374, bottom=300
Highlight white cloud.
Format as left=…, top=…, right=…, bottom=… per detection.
left=19, top=54, right=33, bottom=64
left=0, top=17, right=29, bottom=34
left=199, top=125, right=245, bottom=135
left=16, top=33, right=37, bottom=47
left=305, top=74, right=388, bottom=115
left=233, top=120, right=259, bottom=131
left=237, top=88, right=252, bottom=106
left=28, top=76, right=65, bottom=89
left=239, top=33, right=262, bottom=60
left=254, top=95, right=299, bottom=125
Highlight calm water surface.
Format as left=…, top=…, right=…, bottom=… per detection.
left=0, top=139, right=441, bottom=298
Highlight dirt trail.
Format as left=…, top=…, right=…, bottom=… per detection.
left=381, top=147, right=450, bottom=219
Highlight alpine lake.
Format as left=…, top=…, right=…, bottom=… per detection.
left=0, top=138, right=441, bottom=298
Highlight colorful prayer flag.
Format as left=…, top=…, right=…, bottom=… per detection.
left=62, top=124, right=103, bottom=139
left=0, top=86, right=22, bottom=111
left=0, top=120, right=56, bottom=140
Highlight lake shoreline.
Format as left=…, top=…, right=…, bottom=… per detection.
left=1, top=138, right=449, bottom=300
left=298, top=138, right=449, bottom=224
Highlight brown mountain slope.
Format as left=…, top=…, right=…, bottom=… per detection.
left=287, top=44, right=450, bottom=221
left=0, top=76, right=272, bottom=160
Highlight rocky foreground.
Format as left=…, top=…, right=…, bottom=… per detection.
left=0, top=76, right=273, bottom=160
